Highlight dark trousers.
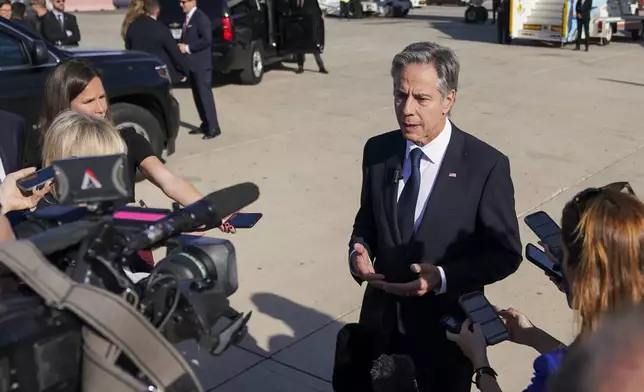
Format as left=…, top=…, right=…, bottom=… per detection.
left=189, top=68, right=220, bottom=134
left=340, top=1, right=350, bottom=18
left=497, top=12, right=511, bottom=44
left=296, top=52, right=326, bottom=71
left=388, top=332, right=473, bottom=392
left=576, top=17, right=590, bottom=49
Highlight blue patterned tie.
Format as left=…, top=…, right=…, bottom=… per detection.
left=398, top=148, right=423, bottom=243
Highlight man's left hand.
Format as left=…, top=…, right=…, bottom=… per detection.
left=371, top=263, right=441, bottom=296
left=178, top=43, right=187, bottom=54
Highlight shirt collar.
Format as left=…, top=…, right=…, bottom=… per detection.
left=186, top=7, right=197, bottom=19
left=405, top=119, right=452, bottom=164
left=52, top=10, right=63, bottom=18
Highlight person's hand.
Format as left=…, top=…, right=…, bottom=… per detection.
left=493, top=305, right=536, bottom=346
left=351, top=243, right=385, bottom=282
left=446, top=319, right=489, bottom=368
left=178, top=43, right=187, bottom=54
left=538, top=241, right=566, bottom=293
left=180, top=76, right=187, bottom=82
left=0, top=168, right=52, bottom=215
left=371, top=263, right=440, bottom=297
left=217, top=214, right=236, bottom=234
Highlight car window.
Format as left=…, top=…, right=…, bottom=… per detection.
left=0, top=33, right=29, bottom=68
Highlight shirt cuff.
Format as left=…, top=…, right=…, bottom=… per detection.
left=434, top=266, right=447, bottom=294
left=185, top=45, right=191, bottom=54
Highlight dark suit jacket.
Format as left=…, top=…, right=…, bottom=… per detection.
left=10, top=17, right=40, bottom=36
left=41, top=11, right=81, bottom=46
left=575, top=0, right=592, bottom=17
left=25, top=12, right=43, bottom=35
left=181, top=9, right=212, bottom=71
left=0, top=110, right=25, bottom=176
left=125, top=15, right=191, bottom=83
left=350, top=125, right=522, bottom=345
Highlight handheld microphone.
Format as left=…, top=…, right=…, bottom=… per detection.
left=125, top=182, right=260, bottom=252
left=371, top=354, right=419, bottom=392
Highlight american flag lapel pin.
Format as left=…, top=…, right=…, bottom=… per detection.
left=448, top=172, right=457, bottom=178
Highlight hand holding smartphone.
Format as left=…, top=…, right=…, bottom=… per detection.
left=16, top=166, right=55, bottom=194
left=524, top=211, right=563, bottom=263
left=458, top=292, right=509, bottom=346
left=226, top=212, right=263, bottom=229
left=525, top=243, right=563, bottom=282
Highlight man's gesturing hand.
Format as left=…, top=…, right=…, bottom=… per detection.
left=351, top=243, right=385, bottom=282
left=372, top=263, right=440, bottom=297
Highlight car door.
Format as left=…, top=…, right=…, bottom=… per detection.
left=0, top=23, right=57, bottom=167
left=276, top=0, right=324, bottom=53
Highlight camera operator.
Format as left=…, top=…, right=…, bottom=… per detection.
left=37, top=59, right=234, bottom=232
left=446, top=183, right=644, bottom=392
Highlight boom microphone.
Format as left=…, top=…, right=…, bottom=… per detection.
left=126, top=182, right=260, bottom=252
left=370, top=354, right=419, bottom=392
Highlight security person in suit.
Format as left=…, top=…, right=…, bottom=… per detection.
left=125, top=0, right=190, bottom=84
left=41, top=0, right=81, bottom=46
left=497, top=0, right=511, bottom=44
left=574, top=0, right=592, bottom=51
left=294, top=0, right=328, bottom=74
left=348, top=42, right=522, bottom=392
left=179, top=0, right=222, bottom=140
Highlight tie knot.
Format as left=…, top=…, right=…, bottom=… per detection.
left=409, top=148, right=423, bottom=168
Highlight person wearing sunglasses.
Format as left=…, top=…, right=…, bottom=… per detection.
left=40, top=0, right=81, bottom=47
left=446, top=182, right=644, bottom=392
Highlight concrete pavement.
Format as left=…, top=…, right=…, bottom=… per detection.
left=76, top=7, right=644, bottom=391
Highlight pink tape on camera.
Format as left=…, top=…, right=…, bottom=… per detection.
left=112, top=211, right=167, bottom=222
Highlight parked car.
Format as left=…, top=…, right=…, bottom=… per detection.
left=0, top=18, right=180, bottom=169
left=159, top=0, right=325, bottom=85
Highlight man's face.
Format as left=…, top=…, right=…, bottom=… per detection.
left=52, top=0, right=65, bottom=12
left=393, top=63, right=454, bottom=146
left=180, top=0, right=196, bottom=13
left=0, top=4, right=11, bottom=19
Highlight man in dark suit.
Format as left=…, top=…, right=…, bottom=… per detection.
left=179, top=0, right=222, bottom=140
left=10, top=2, right=39, bottom=35
left=27, top=0, right=49, bottom=35
left=574, top=0, right=592, bottom=51
left=125, top=0, right=190, bottom=84
left=41, top=0, right=81, bottom=47
left=348, top=42, right=522, bottom=392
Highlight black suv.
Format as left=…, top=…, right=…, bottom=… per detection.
left=0, top=18, right=180, bottom=168
left=159, top=0, right=325, bottom=85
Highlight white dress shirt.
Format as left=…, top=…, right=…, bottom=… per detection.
left=397, top=119, right=452, bottom=294
left=183, top=7, right=198, bottom=54
left=52, top=10, right=73, bottom=38
left=0, top=157, right=6, bottom=183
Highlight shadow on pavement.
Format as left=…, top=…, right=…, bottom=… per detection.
left=598, top=77, right=644, bottom=88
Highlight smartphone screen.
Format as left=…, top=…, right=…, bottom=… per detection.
left=227, top=213, right=263, bottom=229
left=525, top=243, right=563, bottom=280
left=16, top=166, right=55, bottom=192
left=524, top=211, right=563, bottom=262
left=459, top=292, right=508, bottom=345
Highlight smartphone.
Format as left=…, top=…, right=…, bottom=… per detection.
left=524, top=211, right=564, bottom=262
left=16, top=166, right=55, bottom=193
left=227, top=212, right=263, bottom=229
left=525, top=243, right=563, bottom=281
left=440, top=315, right=464, bottom=334
left=458, top=292, right=509, bottom=346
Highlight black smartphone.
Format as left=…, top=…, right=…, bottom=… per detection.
left=524, top=211, right=563, bottom=262
left=440, top=315, right=463, bottom=334
left=458, top=292, right=509, bottom=346
left=227, top=212, right=263, bottom=229
left=16, top=166, right=55, bottom=193
left=525, top=243, right=564, bottom=281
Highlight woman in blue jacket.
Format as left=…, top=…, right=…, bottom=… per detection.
left=446, top=182, right=644, bottom=392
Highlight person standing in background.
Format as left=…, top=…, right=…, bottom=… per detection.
left=27, top=0, right=48, bottom=34
left=0, top=0, right=11, bottom=20
left=11, top=2, right=39, bottom=35
left=178, top=0, right=222, bottom=140
left=574, top=0, right=592, bottom=51
left=41, top=0, right=81, bottom=46
left=125, top=0, right=190, bottom=84
left=497, top=0, right=511, bottom=44
left=121, top=0, right=145, bottom=42
left=294, top=0, right=328, bottom=74
left=340, top=0, right=350, bottom=18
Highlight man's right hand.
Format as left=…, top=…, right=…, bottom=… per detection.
left=351, top=243, right=385, bottom=281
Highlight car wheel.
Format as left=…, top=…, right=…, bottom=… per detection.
left=601, top=25, right=612, bottom=45
left=111, top=102, right=165, bottom=182
left=464, top=5, right=478, bottom=22
left=239, top=41, right=264, bottom=85
left=477, top=6, right=488, bottom=22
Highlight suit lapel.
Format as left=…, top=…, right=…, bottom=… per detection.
left=383, top=132, right=406, bottom=245
left=412, top=126, right=466, bottom=244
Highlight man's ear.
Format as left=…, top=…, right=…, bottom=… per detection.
left=443, top=90, right=456, bottom=114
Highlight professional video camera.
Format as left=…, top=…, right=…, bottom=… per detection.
left=0, top=154, right=259, bottom=391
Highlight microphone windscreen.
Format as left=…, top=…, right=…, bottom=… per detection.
left=204, top=182, right=260, bottom=220
left=371, top=354, right=418, bottom=392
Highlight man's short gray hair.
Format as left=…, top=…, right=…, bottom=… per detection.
left=391, top=42, right=460, bottom=99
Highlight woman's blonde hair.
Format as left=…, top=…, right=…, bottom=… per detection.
left=121, top=0, right=146, bottom=41
left=42, top=110, right=127, bottom=168
left=561, top=187, right=644, bottom=336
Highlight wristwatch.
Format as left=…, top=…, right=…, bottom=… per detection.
left=472, top=366, right=498, bottom=389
